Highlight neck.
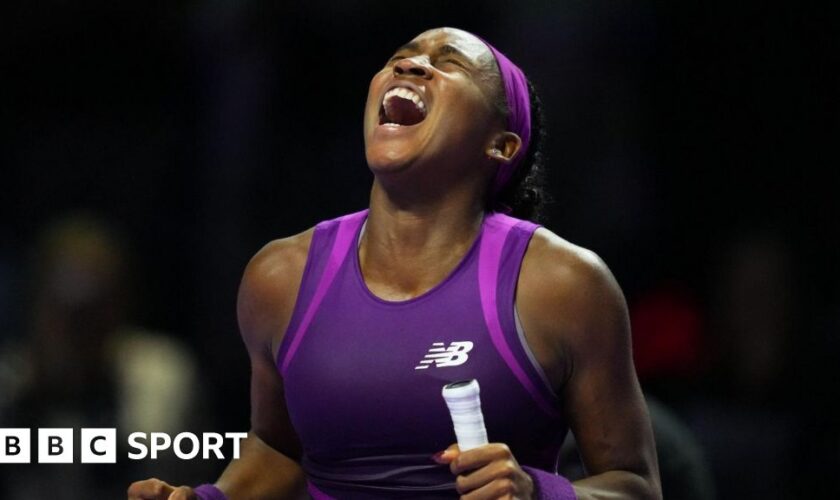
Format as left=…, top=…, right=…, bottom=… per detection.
left=358, top=179, right=486, bottom=299
left=366, top=178, right=485, bottom=252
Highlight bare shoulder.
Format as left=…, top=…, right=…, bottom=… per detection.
left=518, top=227, right=629, bottom=357
left=237, top=227, right=315, bottom=356
left=241, top=228, right=314, bottom=298
left=522, top=227, right=623, bottom=306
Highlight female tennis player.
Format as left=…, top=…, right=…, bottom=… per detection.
left=129, top=27, right=660, bottom=500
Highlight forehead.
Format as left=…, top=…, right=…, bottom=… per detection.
left=403, top=28, right=495, bottom=66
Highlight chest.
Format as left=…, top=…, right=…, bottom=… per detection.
left=282, top=279, right=558, bottom=451
left=277, top=212, right=567, bottom=464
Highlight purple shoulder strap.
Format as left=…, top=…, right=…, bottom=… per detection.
left=478, top=213, right=559, bottom=417
left=279, top=210, right=368, bottom=377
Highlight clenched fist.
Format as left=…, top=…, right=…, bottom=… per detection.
left=434, top=443, right=535, bottom=500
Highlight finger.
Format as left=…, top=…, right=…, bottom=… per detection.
left=167, top=486, right=195, bottom=500
left=455, top=459, right=519, bottom=495
left=450, top=443, right=512, bottom=475
left=127, top=478, right=175, bottom=500
left=127, top=478, right=158, bottom=499
left=432, top=443, right=461, bottom=464
left=460, top=477, right=518, bottom=500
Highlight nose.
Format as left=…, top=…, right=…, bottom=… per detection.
left=393, top=56, right=432, bottom=79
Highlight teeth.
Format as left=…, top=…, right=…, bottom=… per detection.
left=382, top=87, right=426, bottom=113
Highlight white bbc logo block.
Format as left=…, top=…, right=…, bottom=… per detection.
left=80, top=428, right=116, bottom=463
left=39, top=428, right=73, bottom=463
left=0, top=429, right=31, bottom=463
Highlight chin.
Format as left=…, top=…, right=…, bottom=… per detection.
left=366, top=158, right=415, bottom=178
left=365, top=145, right=417, bottom=174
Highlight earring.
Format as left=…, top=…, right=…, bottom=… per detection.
left=490, top=148, right=501, bottom=156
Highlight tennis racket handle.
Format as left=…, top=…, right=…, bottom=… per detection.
left=442, top=379, right=489, bottom=451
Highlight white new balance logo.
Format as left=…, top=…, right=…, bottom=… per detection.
left=414, top=341, right=474, bottom=370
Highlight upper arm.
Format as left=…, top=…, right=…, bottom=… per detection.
left=518, top=231, right=659, bottom=486
left=559, top=254, right=655, bottom=478
left=236, top=230, right=313, bottom=459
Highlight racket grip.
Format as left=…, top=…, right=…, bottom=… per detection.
left=442, top=379, right=489, bottom=451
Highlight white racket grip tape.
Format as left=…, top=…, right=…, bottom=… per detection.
left=442, top=379, right=489, bottom=451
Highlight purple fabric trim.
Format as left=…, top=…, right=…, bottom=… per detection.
left=193, top=484, right=227, bottom=500
left=521, top=466, right=577, bottom=500
left=471, top=33, right=532, bottom=197
left=307, top=481, right=337, bottom=500
left=279, top=210, right=368, bottom=376
left=274, top=219, right=326, bottom=373
left=478, top=214, right=559, bottom=417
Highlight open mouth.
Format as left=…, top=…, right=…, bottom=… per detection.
left=378, top=87, right=427, bottom=126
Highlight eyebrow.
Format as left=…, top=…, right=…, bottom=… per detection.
left=391, top=42, right=473, bottom=66
left=438, top=44, right=468, bottom=60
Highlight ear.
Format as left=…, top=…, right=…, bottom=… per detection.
left=485, top=132, right=522, bottom=163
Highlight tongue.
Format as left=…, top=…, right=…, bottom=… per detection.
left=384, top=96, right=425, bottom=126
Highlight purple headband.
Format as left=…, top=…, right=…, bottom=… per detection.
left=473, top=34, right=532, bottom=199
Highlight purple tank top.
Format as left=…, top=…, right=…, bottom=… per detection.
left=276, top=209, right=567, bottom=499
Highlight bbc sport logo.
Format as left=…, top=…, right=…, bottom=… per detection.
left=0, top=428, right=247, bottom=463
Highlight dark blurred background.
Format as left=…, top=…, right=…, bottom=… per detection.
left=1, top=1, right=837, bottom=498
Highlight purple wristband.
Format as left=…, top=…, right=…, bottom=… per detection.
left=521, top=466, right=577, bottom=500
left=193, top=484, right=227, bottom=500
